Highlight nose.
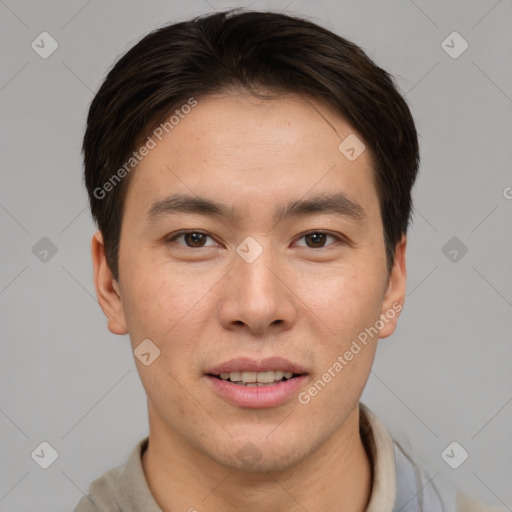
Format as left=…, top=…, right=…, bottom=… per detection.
left=218, top=241, right=297, bottom=335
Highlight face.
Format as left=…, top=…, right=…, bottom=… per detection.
left=93, top=91, right=406, bottom=472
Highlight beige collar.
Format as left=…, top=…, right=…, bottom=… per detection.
left=359, top=402, right=397, bottom=511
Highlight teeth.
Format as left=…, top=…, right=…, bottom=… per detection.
left=241, top=371, right=257, bottom=383
left=273, top=370, right=285, bottom=381
left=257, top=371, right=275, bottom=383
left=218, top=369, right=297, bottom=383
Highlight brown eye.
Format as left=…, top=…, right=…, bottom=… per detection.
left=305, top=232, right=327, bottom=248
left=183, top=232, right=207, bottom=247
left=295, top=231, right=340, bottom=249
left=167, top=231, right=216, bottom=248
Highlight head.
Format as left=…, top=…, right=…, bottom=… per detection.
left=85, top=10, right=418, bottom=471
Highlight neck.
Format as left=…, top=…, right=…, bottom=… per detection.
left=142, top=404, right=372, bottom=512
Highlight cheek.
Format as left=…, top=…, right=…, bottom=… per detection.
left=300, top=277, right=381, bottom=414
left=120, top=279, right=157, bottom=345
left=121, top=273, right=208, bottom=405
left=302, top=266, right=385, bottom=338
left=121, top=267, right=217, bottom=383
left=121, top=263, right=198, bottom=333
left=297, top=265, right=384, bottom=404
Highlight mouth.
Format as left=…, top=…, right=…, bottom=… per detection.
left=205, top=372, right=309, bottom=408
left=204, top=357, right=309, bottom=407
left=207, top=370, right=306, bottom=387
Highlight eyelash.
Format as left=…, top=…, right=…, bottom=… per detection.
left=166, top=230, right=346, bottom=249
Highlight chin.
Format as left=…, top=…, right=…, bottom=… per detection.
left=208, top=435, right=310, bottom=474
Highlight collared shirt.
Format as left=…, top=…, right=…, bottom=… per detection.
left=73, top=403, right=498, bottom=511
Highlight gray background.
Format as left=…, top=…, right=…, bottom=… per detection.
left=1, top=0, right=511, bottom=510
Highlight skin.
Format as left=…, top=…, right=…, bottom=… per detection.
left=92, top=90, right=407, bottom=512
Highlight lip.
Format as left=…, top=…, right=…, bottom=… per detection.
left=205, top=374, right=309, bottom=408
left=206, top=356, right=308, bottom=375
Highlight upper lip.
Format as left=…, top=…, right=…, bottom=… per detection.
left=206, top=356, right=308, bottom=375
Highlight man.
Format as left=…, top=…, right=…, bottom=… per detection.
left=74, top=9, right=499, bottom=512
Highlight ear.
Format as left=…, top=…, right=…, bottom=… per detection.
left=91, top=230, right=128, bottom=335
left=378, top=234, right=407, bottom=339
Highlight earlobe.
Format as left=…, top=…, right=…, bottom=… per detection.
left=378, top=234, right=407, bottom=339
left=91, top=230, right=128, bottom=335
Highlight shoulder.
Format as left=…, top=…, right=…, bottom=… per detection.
left=393, top=440, right=447, bottom=511
left=72, top=464, right=123, bottom=511
left=360, top=403, right=505, bottom=512
left=72, top=437, right=152, bottom=512
left=394, top=441, right=507, bottom=512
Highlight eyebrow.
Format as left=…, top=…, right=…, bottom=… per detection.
left=146, top=192, right=367, bottom=225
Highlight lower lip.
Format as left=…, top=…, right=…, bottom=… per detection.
left=205, top=375, right=308, bottom=408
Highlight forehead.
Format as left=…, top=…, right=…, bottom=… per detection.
left=156, top=92, right=363, bottom=165
left=122, top=91, right=380, bottom=226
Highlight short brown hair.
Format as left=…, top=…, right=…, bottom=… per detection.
left=83, top=9, right=419, bottom=281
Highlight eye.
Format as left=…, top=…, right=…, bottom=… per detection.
left=166, top=230, right=218, bottom=248
left=166, top=230, right=344, bottom=250
left=293, top=231, right=342, bottom=249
